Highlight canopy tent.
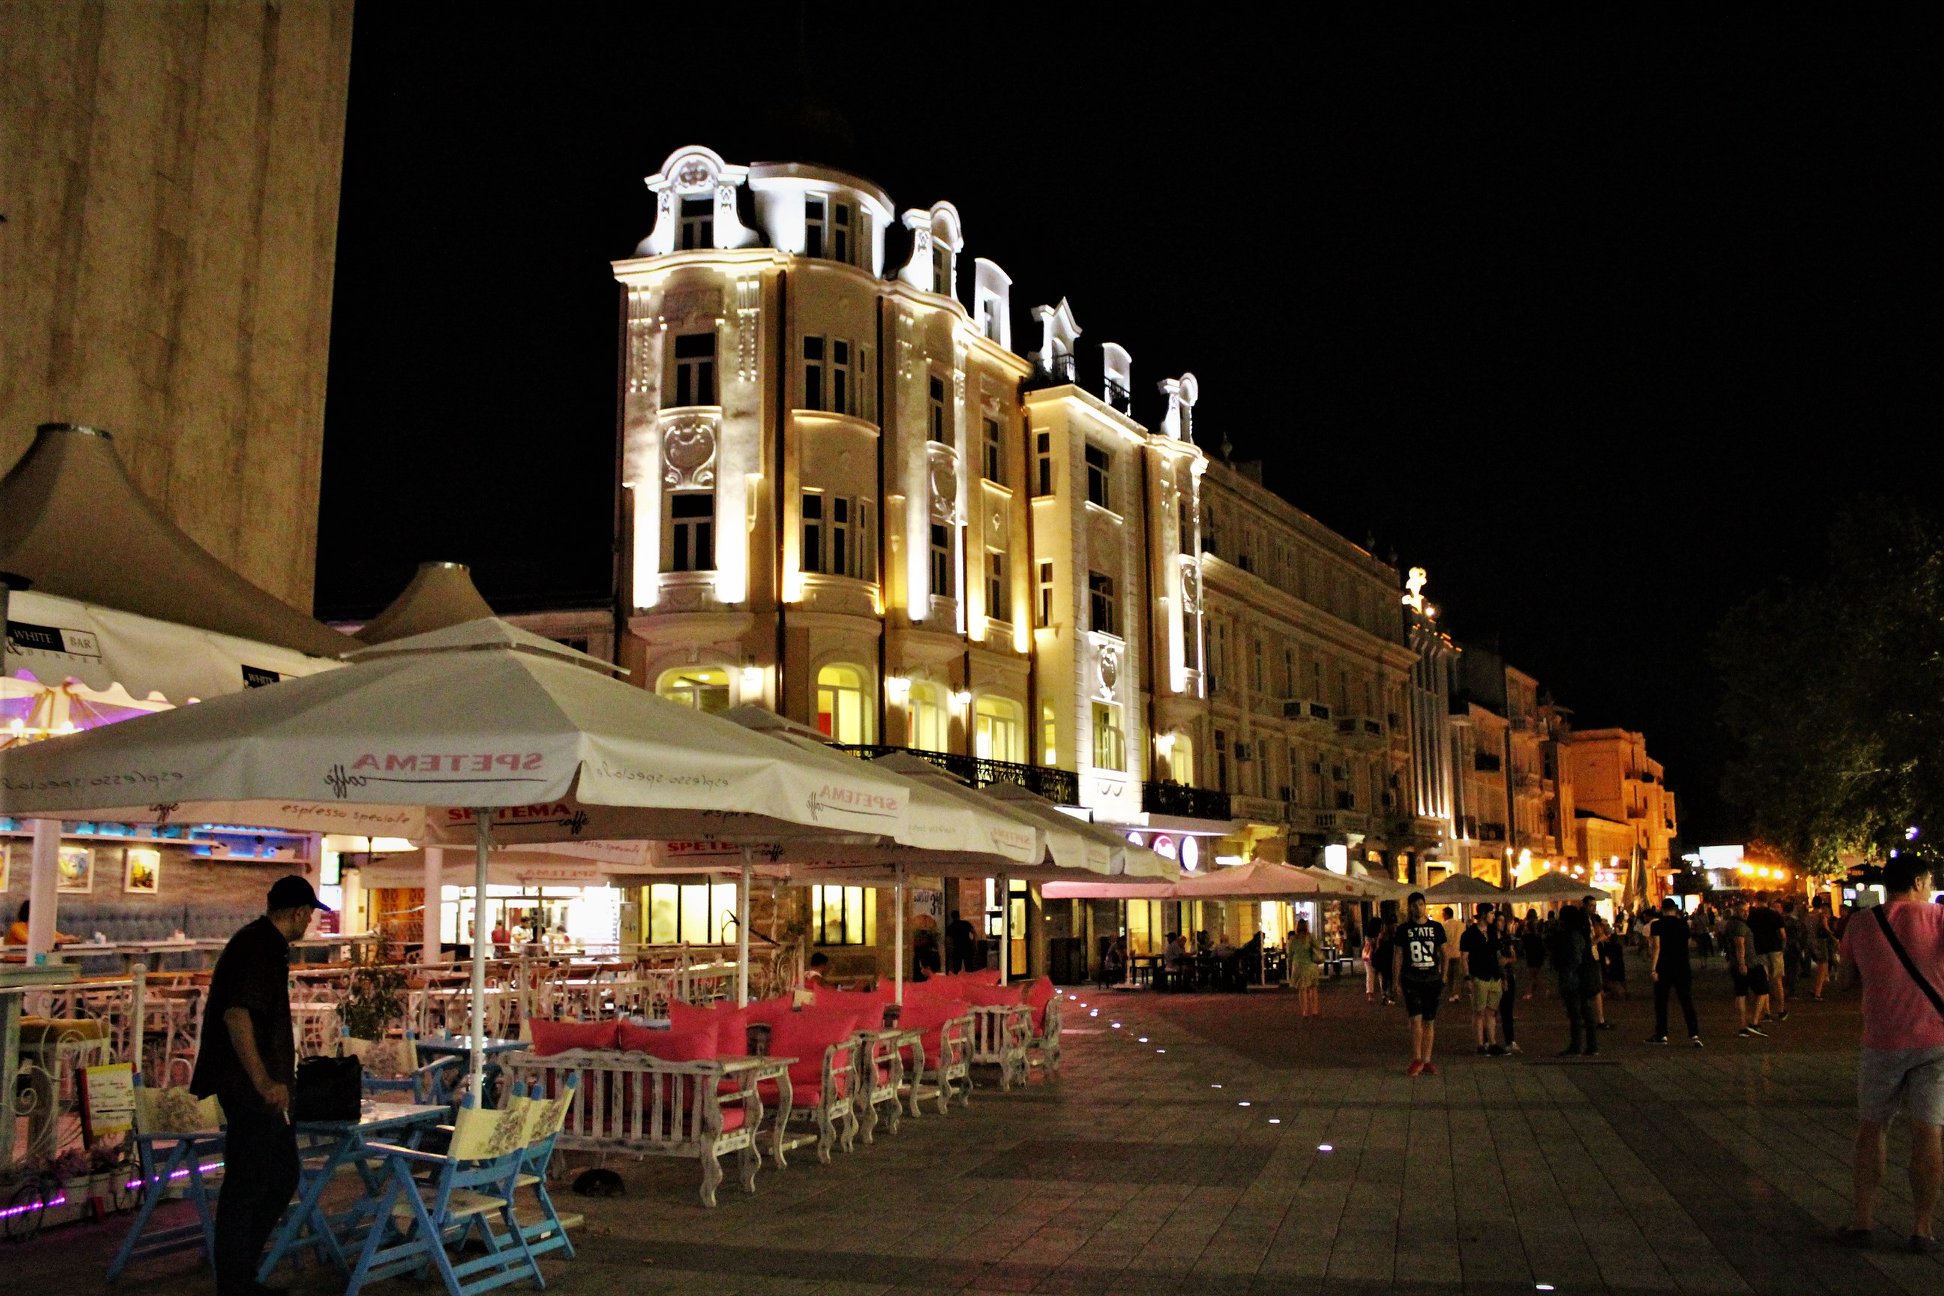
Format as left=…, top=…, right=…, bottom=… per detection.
left=1041, top=860, right=1368, bottom=902
left=975, top=780, right=1173, bottom=878
left=355, top=561, right=497, bottom=646
left=0, top=618, right=915, bottom=1091
left=359, top=840, right=658, bottom=889
left=1510, top=872, right=1611, bottom=902
left=1425, top=873, right=1511, bottom=902
left=0, top=423, right=354, bottom=659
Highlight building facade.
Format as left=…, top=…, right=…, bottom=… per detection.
left=1, top=1, right=356, bottom=610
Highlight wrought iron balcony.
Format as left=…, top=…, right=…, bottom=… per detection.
left=1142, top=781, right=1233, bottom=822
left=1025, top=351, right=1078, bottom=389
left=837, top=744, right=1081, bottom=807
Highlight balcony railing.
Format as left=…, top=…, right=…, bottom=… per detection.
left=837, top=744, right=1081, bottom=806
left=1103, top=378, right=1132, bottom=413
left=1142, top=781, right=1233, bottom=822
left=1026, top=351, right=1078, bottom=388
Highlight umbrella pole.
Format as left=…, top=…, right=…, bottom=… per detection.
left=469, top=813, right=491, bottom=1103
left=997, top=872, right=1009, bottom=983
left=737, top=850, right=752, bottom=1008
left=894, top=861, right=905, bottom=1005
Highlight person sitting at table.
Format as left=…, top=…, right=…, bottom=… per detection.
left=803, top=951, right=830, bottom=989
left=5, top=900, right=77, bottom=946
left=192, top=875, right=331, bottom=1296
left=1162, top=932, right=1188, bottom=991
left=1100, top=936, right=1128, bottom=988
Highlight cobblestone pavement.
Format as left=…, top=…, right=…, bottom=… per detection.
left=13, top=963, right=1942, bottom=1295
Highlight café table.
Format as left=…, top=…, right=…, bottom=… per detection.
left=257, top=1100, right=446, bottom=1284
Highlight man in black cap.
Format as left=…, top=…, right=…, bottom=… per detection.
left=192, top=875, right=331, bottom=1296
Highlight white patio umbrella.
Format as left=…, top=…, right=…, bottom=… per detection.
left=0, top=619, right=913, bottom=1093
left=1426, top=873, right=1512, bottom=902
left=1510, top=871, right=1611, bottom=903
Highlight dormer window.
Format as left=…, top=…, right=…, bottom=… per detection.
left=678, top=197, right=714, bottom=250
left=1102, top=344, right=1133, bottom=413
left=932, top=243, right=953, bottom=299
left=973, top=259, right=1013, bottom=349
left=1030, top=299, right=1082, bottom=385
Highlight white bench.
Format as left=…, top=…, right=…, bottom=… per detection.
left=965, top=1005, right=1031, bottom=1092
left=501, top=1048, right=777, bottom=1207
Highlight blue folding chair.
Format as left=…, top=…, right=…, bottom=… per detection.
left=341, top=1031, right=461, bottom=1106
left=345, top=1096, right=541, bottom=1296
left=107, top=1079, right=225, bottom=1282
left=509, top=1078, right=577, bottom=1261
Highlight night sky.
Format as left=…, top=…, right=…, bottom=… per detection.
left=316, top=10, right=1938, bottom=845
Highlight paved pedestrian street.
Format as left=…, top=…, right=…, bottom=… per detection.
left=17, top=972, right=1942, bottom=1296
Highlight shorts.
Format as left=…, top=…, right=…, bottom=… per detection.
left=1731, top=964, right=1765, bottom=998
left=1470, top=979, right=1504, bottom=1013
left=1857, top=1046, right=1944, bottom=1126
left=1759, top=950, right=1785, bottom=982
left=1401, top=979, right=1442, bottom=1022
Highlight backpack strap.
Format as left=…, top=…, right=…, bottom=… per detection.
left=1871, top=906, right=1944, bottom=1022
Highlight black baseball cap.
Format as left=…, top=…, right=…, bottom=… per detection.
left=267, top=875, right=333, bottom=912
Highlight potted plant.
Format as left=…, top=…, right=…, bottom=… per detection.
left=50, top=1147, right=88, bottom=1197
left=337, top=947, right=408, bottom=1042
left=86, top=1140, right=125, bottom=1215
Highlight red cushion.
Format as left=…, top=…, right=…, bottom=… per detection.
left=529, top=1018, right=618, bottom=1056
left=618, top=1020, right=718, bottom=1061
left=758, top=1073, right=850, bottom=1106
left=1024, top=976, right=1057, bottom=1034
left=812, top=986, right=891, bottom=1020
left=742, top=996, right=798, bottom=1027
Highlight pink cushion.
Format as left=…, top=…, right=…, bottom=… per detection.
left=767, top=1010, right=860, bottom=1087
left=742, top=996, right=797, bottom=1027
left=618, top=1020, right=718, bottom=1061
left=529, top=1018, right=619, bottom=1056
left=1023, top=977, right=1057, bottom=1034
left=812, top=986, right=890, bottom=1019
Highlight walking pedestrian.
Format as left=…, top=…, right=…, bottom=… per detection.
left=1748, top=895, right=1790, bottom=1021
left=1809, top=896, right=1837, bottom=1000
left=1496, top=911, right=1521, bottom=1053
left=1441, top=905, right=1466, bottom=1003
left=1585, top=898, right=1616, bottom=1031
left=1722, top=897, right=1770, bottom=1037
left=191, top=876, right=331, bottom=1296
left=1461, top=903, right=1506, bottom=1056
left=1550, top=904, right=1599, bottom=1055
left=1395, top=892, right=1447, bottom=1076
left=1521, top=914, right=1547, bottom=1001
left=1834, top=854, right=1944, bottom=1254
left=1289, top=918, right=1322, bottom=1017
left=945, top=909, right=976, bottom=973
left=1645, top=897, right=1703, bottom=1046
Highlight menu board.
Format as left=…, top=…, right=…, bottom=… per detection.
left=81, top=1062, right=135, bottom=1140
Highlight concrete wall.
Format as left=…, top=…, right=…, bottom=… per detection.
left=0, top=1, right=355, bottom=611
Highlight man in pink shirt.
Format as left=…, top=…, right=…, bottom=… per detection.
left=1836, top=855, right=1944, bottom=1254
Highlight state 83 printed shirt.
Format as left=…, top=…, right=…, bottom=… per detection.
left=1399, top=919, right=1446, bottom=982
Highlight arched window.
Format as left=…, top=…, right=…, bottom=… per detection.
left=972, top=696, right=1024, bottom=764
left=1166, top=734, right=1195, bottom=785
left=657, top=666, right=729, bottom=714
left=909, top=681, right=948, bottom=753
left=816, top=664, right=872, bottom=743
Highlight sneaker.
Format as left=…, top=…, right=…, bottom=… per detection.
left=1421, top=1062, right=1439, bottom=1076
left=1407, top=1060, right=1425, bottom=1077
left=1645, top=1035, right=1668, bottom=1045
left=1690, top=1036, right=1704, bottom=1047
left=1830, top=1225, right=1872, bottom=1248
left=1596, top=1021, right=1615, bottom=1031
left=1776, top=1010, right=1790, bottom=1022
left=1507, top=1041, right=1522, bottom=1055
left=1488, top=1044, right=1507, bottom=1057
left=1476, top=1045, right=1489, bottom=1056
left=1556, top=1047, right=1582, bottom=1057
left=1909, top=1235, right=1938, bottom=1255
left=1739, top=1025, right=1768, bottom=1038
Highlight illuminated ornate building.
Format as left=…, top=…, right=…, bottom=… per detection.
left=1196, top=460, right=1422, bottom=881
left=1559, top=728, right=1680, bottom=898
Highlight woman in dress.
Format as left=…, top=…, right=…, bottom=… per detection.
left=1288, top=918, right=1323, bottom=1017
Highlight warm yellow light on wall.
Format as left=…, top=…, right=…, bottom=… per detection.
left=885, top=675, right=911, bottom=704
left=950, top=689, right=973, bottom=710
left=740, top=662, right=764, bottom=696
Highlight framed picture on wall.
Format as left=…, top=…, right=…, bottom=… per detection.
left=124, top=848, right=160, bottom=896
left=57, top=845, right=94, bottom=894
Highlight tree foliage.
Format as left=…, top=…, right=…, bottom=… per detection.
left=1713, top=500, right=1944, bottom=875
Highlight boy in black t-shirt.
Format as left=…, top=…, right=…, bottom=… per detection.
left=1393, top=891, right=1447, bottom=1076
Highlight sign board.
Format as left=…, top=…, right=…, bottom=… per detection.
left=910, top=888, right=942, bottom=923
left=81, top=1062, right=135, bottom=1141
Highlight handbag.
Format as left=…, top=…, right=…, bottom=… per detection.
left=290, top=1053, right=363, bottom=1122
left=1871, top=906, right=1944, bottom=1022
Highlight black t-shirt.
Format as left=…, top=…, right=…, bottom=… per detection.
left=1746, top=906, right=1786, bottom=954
left=1397, top=919, right=1445, bottom=982
left=1650, top=914, right=1692, bottom=973
left=190, top=915, right=294, bottom=1103
left=1460, top=924, right=1502, bottom=980
left=945, top=919, right=975, bottom=953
